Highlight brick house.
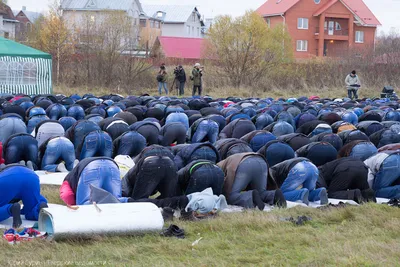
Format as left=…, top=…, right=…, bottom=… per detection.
left=13, top=7, right=42, bottom=43
left=256, top=0, right=381, bottom=59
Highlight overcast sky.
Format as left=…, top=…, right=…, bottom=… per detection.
left=9, top=0, right=400, bottom=35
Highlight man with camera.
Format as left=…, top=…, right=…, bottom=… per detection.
left=174, top=66, right=186, bottom=96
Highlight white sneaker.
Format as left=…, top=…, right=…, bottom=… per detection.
left=56, top=163, right=68, bottom=173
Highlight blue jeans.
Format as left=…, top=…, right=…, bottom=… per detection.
left=166, top=113, right=189, bottom=131
left=87, top=115, right=104, bottom=125
left=41, top=137, right=76, bottom=172
left=192, top=120, right=219, bottom=144
left=59, top=117, right=77, bottom=131
left=4, top=134, right=38, bottom=169
left=190, top=146, right=218, bottom=165
left=374, top=155, right=400, bottom=199
left=114, top=131, right=146, bottom=158
left=27, top=115, right=48, bottom=133
left=71, top=121, right=101, bottom=148
left=249, top=133, right=277, bottom=152
left=350, top=143, right=378, bottom=161
left=158, top=82, right=168, bottom=95
left=185, top=164, right=225, bottom=195
left=0, top=167, right=47, bottom=221
left=229, top=157, right=275, bottom=208
left=0, top=117, right=27, bottom=143
left=255, top=114, right=274, bottom=130
left=76, top=160, right=127, bottom=205
left=80, top=131, right=113, bottom=160
left=68, top=105, right=85, bottom=121
left=47, top=104, right=67, bottom=120
left=280, top=161, right=325, bottom=203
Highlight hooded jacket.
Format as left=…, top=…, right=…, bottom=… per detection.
left=174, top=142, right=220, bottom=170
left=269, top=158, right=310, bottom=188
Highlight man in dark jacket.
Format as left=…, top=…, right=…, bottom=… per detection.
left=192, top=63, right=203, bottom=96
left=174, top=66, right=186, bottom=96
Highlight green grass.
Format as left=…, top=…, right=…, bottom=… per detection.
left=1, top=185, right=400, bottom=266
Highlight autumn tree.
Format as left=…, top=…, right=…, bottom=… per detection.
left=33, top=1, right=75, bottom=85
left=205, top=11, right=293, bottom=88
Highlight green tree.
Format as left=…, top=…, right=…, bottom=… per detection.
left=205, top=11, right=293, bottom=88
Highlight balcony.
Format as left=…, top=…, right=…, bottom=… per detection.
left=315, top=27, right=349, bottom=41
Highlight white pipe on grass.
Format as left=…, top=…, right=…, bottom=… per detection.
left=38, top=203, right=164, bottom=240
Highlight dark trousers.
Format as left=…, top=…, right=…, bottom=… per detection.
left=326, top=164, right=370, bottom=200
left=129, top=156, right=178, bottom=200
left=4, top=135, right=38, bottom=169
left=185, top=164, right=225, bottom=195
left=105, top=123, right=129, bottom=141
left=136, top=125, right=159, bottom=145
left=348, top=89, right=358, bottom=100
left=193, top=85, right=202, bottom=96
left=160, top=123, right=187, bottom=146
left=179, top=81, right=185, bottom=95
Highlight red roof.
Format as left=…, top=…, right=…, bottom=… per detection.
left=256, top=0, right=300, bottom=17
left=256, top=0, right=380, bottom=26
left=158, top=37, right=204, bottom=59
left=341, top=0, right=381, bottom=26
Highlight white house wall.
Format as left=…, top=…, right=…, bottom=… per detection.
left=2, top=22, right=16, bottom=39
left=161, top=11, right=204, bottom=38
left=0, top=15, right=3, bottom=37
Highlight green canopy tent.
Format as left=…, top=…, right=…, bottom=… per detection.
left=0, top=37, right=52, bottom=95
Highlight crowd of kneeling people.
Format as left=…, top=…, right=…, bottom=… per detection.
left=1, top=93, right=400, bottom=228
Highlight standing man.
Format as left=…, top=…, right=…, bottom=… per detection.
left=345, top=70, right=361, bottom=100
left=192, top=63, right=203, bottom=96
left=173, top=66, right=180, bottom=95
left=177, top=66, right=186, bottom=96
left=157, top=65, right=168, bottom=95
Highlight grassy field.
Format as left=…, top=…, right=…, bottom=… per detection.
left=54, top=85, right=382, bottom=100
left=1, top=185, right=400, bottom=266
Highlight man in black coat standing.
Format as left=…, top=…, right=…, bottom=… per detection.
left=175, top=65, right=186, bottom=96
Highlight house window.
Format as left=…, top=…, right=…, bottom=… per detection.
left=297, top=18, right=309, bottom=29
left=335, top=22, right=341, bottom=31
left=324, top=21, right=327, bottom=30
left=150, top=20, right=155, bottom=28
left=187, top=25, right=191, bottom=35
left=296, top=40, right=308, bottom=51
left=140, top=19, right=147, bottom=27
left=155, top=21, right=160, bottom=28
left=355, top=31, right=364, bottom=43
left=197, top=27, right=200, bottom=37
left=157, top=12, right=163, bottom=18
left=4, top=32, right=9, bottom=39
left=192, top=13, right=196, bottom=22
left=192, top=26, right=194, bottom=36
left=22, top=62, right=37, bottom=85
left=265, top=18, right=271, bottom=28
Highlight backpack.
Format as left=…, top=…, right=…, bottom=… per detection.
left=156, top=74, right=163, bottom=82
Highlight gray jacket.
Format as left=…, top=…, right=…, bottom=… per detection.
left=345, top=74, right=361, bottom=90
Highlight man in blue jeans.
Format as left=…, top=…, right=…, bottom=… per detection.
left=189, top=118, right=219, bottom=144
left=0, top=116, right=27, bottom=144
left=60, top=158, right=128, bottom=205
left=112, top=131, right=146, bottom=158
left=3, top=133, right=38, bottom=170
left=364, top=151, right=400, bottom=199
left=270, top=158, right=328, bottom=205
left=165, top=112, right=189, bottom=131
left=174, top=143, right=220, bottom=170
left=0, top=165, right=48, bottom=228
left=79, top=130, right=113, bottom=160
left=39, top=137, right=77, bottom=172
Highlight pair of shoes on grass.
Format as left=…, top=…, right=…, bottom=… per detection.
left=3, top=228, right=47, bottom=245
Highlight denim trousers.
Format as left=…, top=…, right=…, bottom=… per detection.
left=80, top=131, right=113, bottom=160
left=374, top=154, right=400, bottom=199
left=41, top=137, right=76, bottom=172
left=76, top=160, right=127, bottom=205
left=280, top=161, right=325, bottom=203
left=192, top=120, right=219, bottom=144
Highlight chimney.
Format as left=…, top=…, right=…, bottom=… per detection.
left=22, top=6, right=27, bottom=11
